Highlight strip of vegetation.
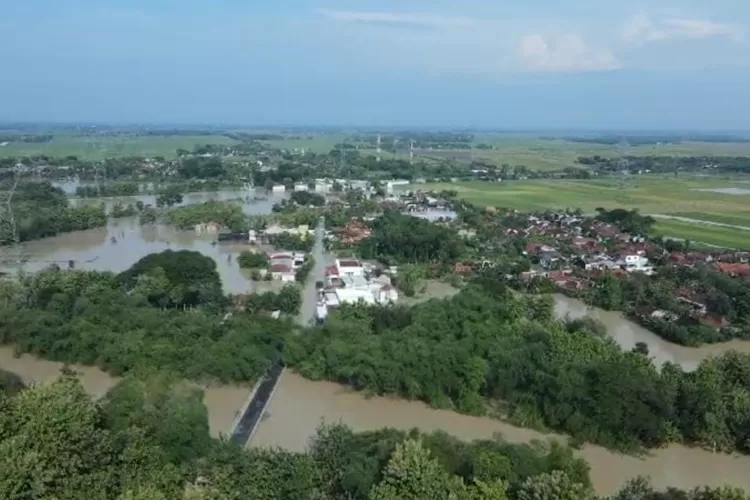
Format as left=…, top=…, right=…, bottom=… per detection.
left=0, top=181, right=107, bottom=245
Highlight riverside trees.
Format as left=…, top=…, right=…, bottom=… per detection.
left=287, top=284, right=750, bottom=455
left=0, top=263, right=288, bottom=383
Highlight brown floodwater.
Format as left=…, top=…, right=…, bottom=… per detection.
left=0, top=189, right=284, bottom=294
left=251, top=370, right=750, bottom=496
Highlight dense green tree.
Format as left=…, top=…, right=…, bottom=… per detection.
left=238, top=251, right=270, bottom=269
left=156, top=185, right=184, bottom=207
left=119, top=250, right=224, bottom=309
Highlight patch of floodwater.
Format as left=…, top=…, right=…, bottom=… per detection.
left=0, top=218, right=267, bottom=294
left=691, top=187, right=750, bottom=195
left=0, top=188, right=285, bottom=294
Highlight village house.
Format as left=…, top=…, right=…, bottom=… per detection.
left=270, top=263, right=295, bottom=282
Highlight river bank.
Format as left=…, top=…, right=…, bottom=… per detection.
left=554, top=294, right=750, bottom=371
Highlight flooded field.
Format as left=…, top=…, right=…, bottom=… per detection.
left=0, top=190, right=287, bottom=294
left=554, top=294, right=750, bottom=371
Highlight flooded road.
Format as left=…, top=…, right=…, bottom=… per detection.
left=297, top=217, right=329, bottom=327
left=554, top=294, right=750, bottom=371
left=251, top=371, right=750, bottom=496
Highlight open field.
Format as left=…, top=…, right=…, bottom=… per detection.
left=417, top=177, right=750, bottom=214
left=0, top=134, right=238, bottom=159
left=415, top=177, right=750, bottom=249
left=652, top=219, right=750, bottom=250
left=260, top=135, right=346, bottom=154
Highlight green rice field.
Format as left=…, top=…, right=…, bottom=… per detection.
left=652, top=220, right=750, bottom=250
left=416, top=177, right=750, bottom=249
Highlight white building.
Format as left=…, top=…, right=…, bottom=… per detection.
left=270, top=264, right=295, bottom=282
left=622, top=254, right=654, bottom=275
left=293, top=183, right=308, bottom=192
left=335, top=288, right=376, bottom=306
left=271, top=184, right=286, bottom=194
left=336, top=258, right=365, bottom=277
left=376, top=284, right=399, bottom=304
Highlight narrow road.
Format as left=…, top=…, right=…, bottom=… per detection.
left=296, top=216, right=329, bottom=327
left=230, top=217, right=328, bottom=446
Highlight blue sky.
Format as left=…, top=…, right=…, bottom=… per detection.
left=2, top=0, right=749, bottom=129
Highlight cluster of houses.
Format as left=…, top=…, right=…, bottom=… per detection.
left=315, top=258, right=399, bottom=322
left=268, top=178, right=411, bottom=195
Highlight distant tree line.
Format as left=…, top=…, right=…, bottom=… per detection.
left=577, top=155, right=750, bottom=174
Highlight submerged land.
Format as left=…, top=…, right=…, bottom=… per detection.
left=3, top=125, right=750, bottom=498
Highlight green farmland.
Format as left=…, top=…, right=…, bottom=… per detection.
left=652, top=219, right=750, bottom=250
left=0, top=134, right=238, bottom=160
left=417, top=177, right=750, bottom=249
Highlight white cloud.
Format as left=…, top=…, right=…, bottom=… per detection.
left=317, top=9, right=476, bottom=28
left=622, top=15, right=743, bottom=44
left=519, top=34, right=620, bottom=73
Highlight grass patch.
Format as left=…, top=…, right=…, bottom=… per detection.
left=670, top=212, right=750, bottom=228
left=260, top=135, right=346, bottom=154
left=652, top=219, right=750, bottom=250
left=417, top=177, right=750, bottom=215
left=0, top=134, right=238, bottom=160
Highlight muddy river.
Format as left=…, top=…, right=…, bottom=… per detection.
left=3, top=191, right=750, bottom=494
left=251, top=370, right=750, bottom=495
